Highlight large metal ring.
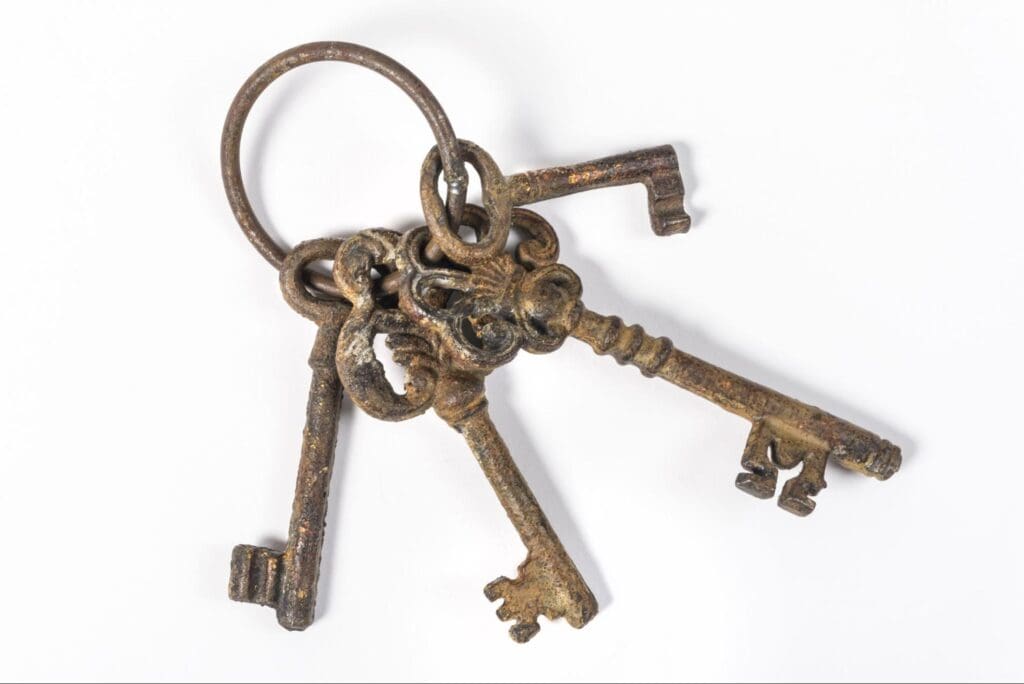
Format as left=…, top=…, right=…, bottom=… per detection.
left=222, top=42, right=468, bottom=295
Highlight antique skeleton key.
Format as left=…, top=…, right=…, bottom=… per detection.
left=332, top=230, right=597, bottom=642
left=415, top=141, right=900, bottom=516
left=571, top=310, right=900, bottom=515
left=221, top=41, right=901, bottom=642
left=440, top=374, right=597, bottom=644
left=228, top=239, right=347, bottom=630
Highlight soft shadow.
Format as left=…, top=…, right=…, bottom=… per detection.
left=485, top=368, right=614, bottom=612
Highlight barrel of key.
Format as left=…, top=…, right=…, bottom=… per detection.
left=229, top=320, right=344, bottom=629
left=572, top=308, right=901, bottom=515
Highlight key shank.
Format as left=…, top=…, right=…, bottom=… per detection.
left=433, top=372, right=597, bottom=643
left=229, top=321, right=344, bottom=629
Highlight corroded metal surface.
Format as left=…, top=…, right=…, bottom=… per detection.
left=223, top=42, right=902, bottom=642
left=229, top=239, right=346, bottom=630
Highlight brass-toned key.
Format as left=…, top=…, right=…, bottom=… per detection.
left=434, top=373, right=597, bottom=643
left=505, top=144, right=690, bottom=237
left=572, top=309, right=901, bottom=516
left=229, top=238, right=348, bottom=629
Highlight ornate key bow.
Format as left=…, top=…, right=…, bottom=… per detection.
left=223, top=42, right=901, bottom=642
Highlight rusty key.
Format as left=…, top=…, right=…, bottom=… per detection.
left=434, top=373, right=597, bottom=643
left=506, top=144, right=690, bottom=236
left=332, top=230, right=597, bottom=643
left=229, top=238, right=348, bottom=630
left=571, top=309, right=901, bottom=516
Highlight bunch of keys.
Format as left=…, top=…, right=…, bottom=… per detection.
left=221, top=42, right=901, bottom=643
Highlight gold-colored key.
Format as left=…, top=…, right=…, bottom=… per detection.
left=572, top=309, right=900, bottom=516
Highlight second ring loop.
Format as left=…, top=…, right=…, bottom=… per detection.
left=420, top=139, right=512, bottom=265
left=221, top=41, right=469, bottom=296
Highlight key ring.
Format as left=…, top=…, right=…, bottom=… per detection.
left=221, top=41, right=469, bottom=296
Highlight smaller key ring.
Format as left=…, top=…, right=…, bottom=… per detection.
left=222, top=42, right=469, bottom=295
left=420, top=140, right=512, bottom=264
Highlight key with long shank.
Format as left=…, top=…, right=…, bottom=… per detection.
left=571, top=308, right=901, bottom=515
left=332, top=229, right=598, bottom=644
left=432, top=372, right=597, bottom=644
left=228, top=238, right=349, bottom=630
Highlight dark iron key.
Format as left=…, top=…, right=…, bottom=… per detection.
left=229, top=238, right=348, bottom=630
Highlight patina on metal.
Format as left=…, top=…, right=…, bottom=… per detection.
left=229, top=238, right=346, bottom=630
left=222, top=41, right=902, bottom=642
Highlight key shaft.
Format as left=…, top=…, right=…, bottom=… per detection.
left=229, top=322, right=344, bottom=629
left=280, top=321, right=344, bottom=628
left=433, top=372, right=597, bottom=643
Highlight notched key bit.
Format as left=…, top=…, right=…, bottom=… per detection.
left=229, top=545, right=282, bottom=607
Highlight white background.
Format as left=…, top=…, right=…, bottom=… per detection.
left=1, top=1, right=1022, bottom=681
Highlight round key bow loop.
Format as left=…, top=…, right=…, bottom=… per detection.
left=336, top=307, right=440, bottom=422
left=332, top=229, right=402, bottom=308
left=279, top=238, right=351, bottom=323
left=333, top=230, right=439, bottom=422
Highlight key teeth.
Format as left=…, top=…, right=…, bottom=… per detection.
left=483, top=576, right=510, bottom=602
left=483, top=560, right=598, bottom=644
left=777, top=453, right=828, bottom=517
left=229, top=544, right=282, bottom=608
left=735, top=471, right=778, bottom=499
left=647, top=169, right=691, bottom=236
left=509, top=621, right=542, bottom=644
left=736, top=418, right=836, bottom=515
left=778, top=477, right=819, bottom=517
left=485, top=577, right=544, bottom=644
left=737, top=420, right=778, bottom=500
